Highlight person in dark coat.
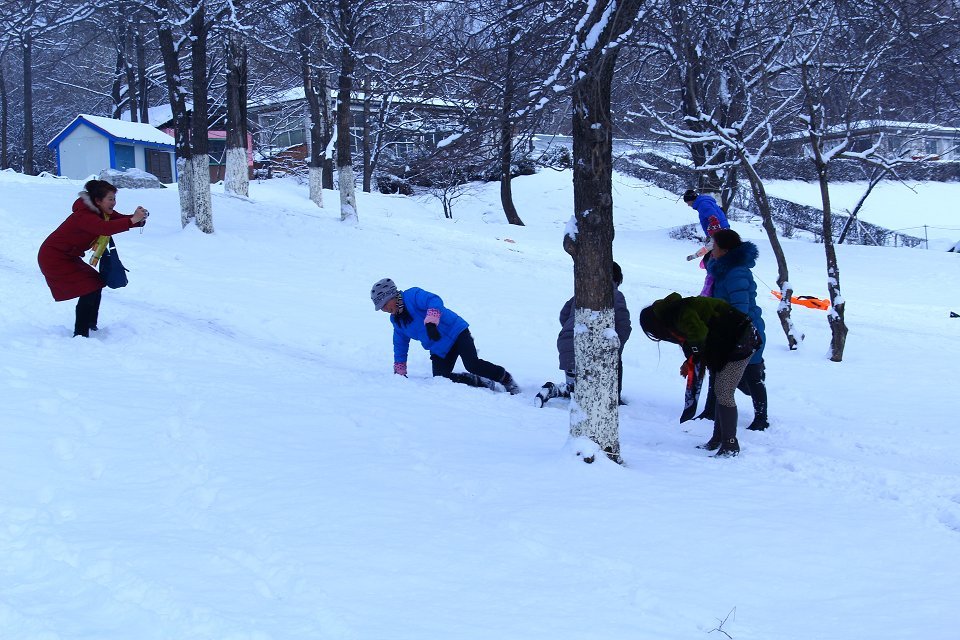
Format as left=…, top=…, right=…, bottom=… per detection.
left=371, top=278, right=520, bottom=394
left=38, top=179, right=147, bottom=337
left=537, top=262, right=631, bottom=406
left=639, top=293, right=759, bottom=457
left=707, top=229, right=768, bottom=430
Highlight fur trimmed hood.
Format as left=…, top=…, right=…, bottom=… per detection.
left=707, top=241, right=759, bottom=279
left=75, top=191, right=100, bottom=214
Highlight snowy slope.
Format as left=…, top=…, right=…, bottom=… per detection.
left=2, top=168, right=959, bottom=639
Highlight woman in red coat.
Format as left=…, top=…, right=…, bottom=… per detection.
left=38, top=179, right=148, bottom=337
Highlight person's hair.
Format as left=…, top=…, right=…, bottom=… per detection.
left=638, top=305, right=663, bottom=342
left=712, top=228, right=742, bottom=251
left=612, top=261, right=623, bottom=286
left=84, top=179, right=118, bottom=203
left=682, top=189, right=698, bottom=203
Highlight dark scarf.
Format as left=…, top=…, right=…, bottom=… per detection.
left=394, top=292, right=413, bottom=326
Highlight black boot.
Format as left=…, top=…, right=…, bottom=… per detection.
left=697, top=422, right=722, bottom=451
left=714, top=404, right=740, bottom=457
left=715, top=438, right=740, bottom=457
left=500, top=371, right=521, bottom=395
left=746, top=403, right=769, bottom=431
left=742, top=363, right=769, bottom=430
left=449, top=372, right=498, bottom=390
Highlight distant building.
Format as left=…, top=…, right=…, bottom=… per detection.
left=47, top=114, right=176, bottom=182
left=247, top=87, right=464, bottom=171
left=772, top=120, right=960, bottom=161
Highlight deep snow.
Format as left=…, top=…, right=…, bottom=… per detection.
left=1, top=167, right=959, bottom=639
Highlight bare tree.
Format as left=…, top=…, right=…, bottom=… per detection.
left=794, top=0, right=910, bottom=361
left=223, top=0, right=251, bottom=197
left=3, top=0, right=95, bottom=174
left=635, top=0, right=814, bottom=350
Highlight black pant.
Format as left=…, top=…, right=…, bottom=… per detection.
left=74, top=289, right=102, bottom=337
left=431, top=330, right=505, bottom=385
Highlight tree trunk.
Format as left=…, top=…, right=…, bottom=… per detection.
left=111, top=24, right=125, bottom=119
left=22, top=32, right=34, bottom=175
left=817, top=171, right=848, bottom=361
left=568, top=57, right=620, bottom=464
left=0, top=59, right=8, bottom=170
left=224, top=30, right=249, bottom=197
left=190, top=2, right=213, bottom=233
left=298, top=19, right=324, bottom=207
left=124, top=23, right=139, bottom=122
left=157, top=21, right=192, bottom=226
left=336, top=21, right=358, bottom=224
left=362, top=76, right=373, bottom=193
left=135, top=23, right=149, bottom=123
left=739, top=157, right=802, bottom=349
left=499, top=25, right=524, bottom=226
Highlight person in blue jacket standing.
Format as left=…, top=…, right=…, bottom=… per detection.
left=683, top=189, right=731, bottom=297
left=683, top=189, right=730, bottom=237
left=371, top=278, right=521, bottom=394
left=706, top=229, right=768, bottom=431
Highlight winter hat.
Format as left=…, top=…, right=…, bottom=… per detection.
left=682, top=189, right=698, bottom=203
left=371, top=278, right=399, bottom=310
left=712, top=229, right=742, bottom=251
left=612, top=261, right=623, bottom=286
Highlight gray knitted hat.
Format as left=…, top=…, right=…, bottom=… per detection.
left=371, top=278, right=399, bottom=310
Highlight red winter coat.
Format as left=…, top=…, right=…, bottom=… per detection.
left=38, top=194, right=140, bottom=301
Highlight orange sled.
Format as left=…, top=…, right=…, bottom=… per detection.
left=771, top=290, right=830, bottom=310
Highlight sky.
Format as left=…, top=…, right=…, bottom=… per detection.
left=1, top=167, right=959, bottom=639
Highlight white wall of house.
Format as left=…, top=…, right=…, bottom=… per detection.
left=58, top=126, right=111, bottom=179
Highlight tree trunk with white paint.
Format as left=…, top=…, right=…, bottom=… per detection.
left=338, top=164, right=357, bottom=224
left=309, top=165, right=323, bottom=207
left=177, top=156, right=194, bottom=228
left=224, top=147, right=249, bottom=198
left=192, top=155, right=214, bottom=233
left=569, top=307, right=620, bottom=459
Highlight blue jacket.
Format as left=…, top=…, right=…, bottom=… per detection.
left=391, top=287, right=469, bottom=363
left=707, top=241, right=765, bottom=363
left=557, top=288, right=631, bottom=372
left=692, top=195, right=730, bottom=236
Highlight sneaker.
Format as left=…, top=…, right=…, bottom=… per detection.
left=501, top=371, right=521, bottom=395
left=534, top=382, right=556, bottom=407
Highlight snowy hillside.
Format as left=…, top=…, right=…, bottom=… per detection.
left=2, top=168, right=959, bottom=639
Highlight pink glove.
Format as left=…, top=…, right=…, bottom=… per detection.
left=394, top=362, right=407, bottom=376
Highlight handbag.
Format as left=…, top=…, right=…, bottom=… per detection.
left=98, top=238, right=129, bottom=289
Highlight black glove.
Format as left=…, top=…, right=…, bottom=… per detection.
left=426, top=322, right=441, bottom=341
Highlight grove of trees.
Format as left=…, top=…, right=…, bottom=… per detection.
left=3, top=0, right=958, bottom=456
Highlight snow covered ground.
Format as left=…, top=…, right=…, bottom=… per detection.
left=2, top=167, right=959, bottom=639
left=765, top=179, right=960, bottom=250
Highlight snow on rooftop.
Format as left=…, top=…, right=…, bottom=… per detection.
left=52, top=114, right=175, bottom=147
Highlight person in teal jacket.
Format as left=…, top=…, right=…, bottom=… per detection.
left=371, top=278, right=520, bottom=394
left=707, top=229, right=768, bottom=431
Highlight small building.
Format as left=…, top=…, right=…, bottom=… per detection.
left=48, top=114, right=176, bottom=182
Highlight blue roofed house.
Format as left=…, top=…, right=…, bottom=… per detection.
left=47, top=114, right=176, bottom=182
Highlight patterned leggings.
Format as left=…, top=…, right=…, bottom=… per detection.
left=714, top=355, right=752, bottom=407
